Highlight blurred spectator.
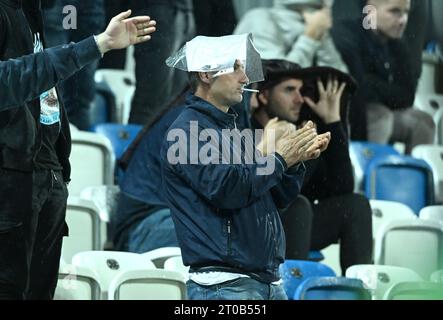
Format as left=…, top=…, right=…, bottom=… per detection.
left=252, top=59, right=372, bottom=274
left=234, top=0, right=348, bottom=72
left=332, top=0, right=435, bottom=152
left=42, top=0, right=105, bottom=130
left=193, top=0, right=237, bottom=36
left=128, top=0, right=195, bottom=125
left=232, top=0, right=273, bottom=20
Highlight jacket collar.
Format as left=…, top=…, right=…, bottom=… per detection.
left=186, top=94, right=239, bottom=128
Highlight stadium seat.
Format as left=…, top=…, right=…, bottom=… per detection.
left=94, top=69, right=135, bottom=124
left=72, top=250, right=156, bottom=299
left=345, top=264, right=423, bottom=300
left=55, top=264, right=101, bottom=300
left=61, top=197, right=103, bottom=263
left=349, top=142, right=399, bottom=192
left=141, top=247, right=182, bottom=268
left=430, top=270, right=443, bottom=283
left=293, top=277, right=371, bottom=300
left=163, top=256, right=189, bottom=277
left=365, top=154, right=435, bottom=214
left=108, top=269, right=187, bottom=300
left=370, top=200, right=416, bottom=239
left=80, top=185, right=120, bottom=250
left=69, top=131, right=115, bottom=196
left=279, top=260, right=336, bottom=300
left=412, top=145, right=443, bottom=203
left=420, top=205, right=443, bottom=223
left=374, top=218, right=443, bottom=279
left=383, top=281, right=443, bottom=300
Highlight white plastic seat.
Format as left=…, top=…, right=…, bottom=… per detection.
left=420, top=206, right=443, bottom=223
left=412, top=145, right=443, bottom=202
left=141, top=247, right=182, bottom=268
left=374, top=218, right=443, bottom=279
left=69, top=131, right=115, bottom=196
left=94, top=69, right=135, bottom=124
left=80, top=185, right=120, bottom=249
left=345, top=264, right=423, bottom=300
left=370, top=200, right=416, bottom=240
left=108, top=269, right=187, bottom=300
left=72, top=250, right=156, bottom=299
left=383, top=281, right=443, bottom=300
left=163, top=256, right=189, bottom=277
left=61, top=197, right=103, bottom=263
left=55, top=264, right=101, bottom=300
left=430, top=270, right=443, bottom=283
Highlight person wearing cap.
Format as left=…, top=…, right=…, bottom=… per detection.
left=234, top=0, right=348, bottom=72
left=331, top=0, right=434, bottom=150
left=0, top=1, right=156, bottom=299
left=160, top=34, right=331, bottom=300
left=251, top=59, right=373, bottom=275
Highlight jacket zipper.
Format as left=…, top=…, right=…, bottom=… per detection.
left=227, top=218, right=232, bottom=256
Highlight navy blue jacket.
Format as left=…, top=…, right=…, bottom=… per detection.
left=161, top=94, right=305, bottom=283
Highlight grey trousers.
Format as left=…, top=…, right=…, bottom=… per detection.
left=366, top=103, right=435, bottom=154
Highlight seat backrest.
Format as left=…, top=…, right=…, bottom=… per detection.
left=163, top=256, right=189, bottom=277
left=420, top=206, right=443, bottom=223
left=430, top=269, right=443, bottom=283
left=345, top=264, right=423, bottom=300
left=365, top=154, right=435, bottom=214
left=80, top=185, right=120, bottom=249
left=349, top=142, right=399, bottom=192
left=370, top=200, right=416, bottom=240
left=92, top=123, right=143, bottom=161
left=293, top=277, right=372, bottom=300
left=69, top=131, right=115, bottom=196
left=55, top=264, right=101, bottom=300
left=141, top=247, right=182, bottom=268
left=383, top=281, right=443, bottom=300
left=72, top=250, right=156, bottom=299
left=94, top=69, right=135, bottom=124
left=279, top=260, right=336, bottom=300
left=412, top=145, right=443, bottom=203
left=108, top=269, right=187, bottom=300
left=374, top=219, right=443, bottom=279
left=62, top=197, right=102, bottom=262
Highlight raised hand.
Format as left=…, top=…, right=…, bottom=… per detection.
left=304, top=77, right=346, bottom=124
left=96, top=10, right=156, bottom=54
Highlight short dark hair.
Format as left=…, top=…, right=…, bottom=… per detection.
left=188, top=72, right=200, bottom=93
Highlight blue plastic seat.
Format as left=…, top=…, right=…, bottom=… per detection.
left=279, top=260, right=336, bottom=300
left=92, top=123, right=143, bottom=160
left=349, top=141, right=400, bottom=191
left=293, top=277, right=372, bottom=300
left=308, top=250, right=324, bottom=262
left=365, top=154, right=435, bottom=214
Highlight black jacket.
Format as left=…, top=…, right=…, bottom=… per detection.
left=0, top=0, right=101, bottom=180
left=331, top=19, right=418, bottom=140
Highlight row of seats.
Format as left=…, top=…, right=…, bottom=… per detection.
left=56, top=248, right=186, bottom=300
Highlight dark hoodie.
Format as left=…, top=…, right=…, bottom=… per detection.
left=0, top=0, right=101, bottom=180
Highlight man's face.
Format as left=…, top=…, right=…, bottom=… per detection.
left=372, top=0, right=410, bottom=39
left=209, top=60, right=249, bottom=107
left=260, top=78, right=304, bottom=123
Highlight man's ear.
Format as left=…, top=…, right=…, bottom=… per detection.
left=198, top=72, right=212, bottom=84
left=258, top=90, right=269, bottom=106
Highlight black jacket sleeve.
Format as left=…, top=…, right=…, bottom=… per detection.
left=301, top=121, right=354, bottom=200
left=0, top=36, right=101, bottom=111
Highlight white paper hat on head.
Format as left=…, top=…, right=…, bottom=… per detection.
left=165, top=33, right=264, bottom=84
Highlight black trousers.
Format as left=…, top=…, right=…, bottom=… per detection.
left=0, top=169, right=68, bottom=300
left=281, top=193, right=373, bottom=275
